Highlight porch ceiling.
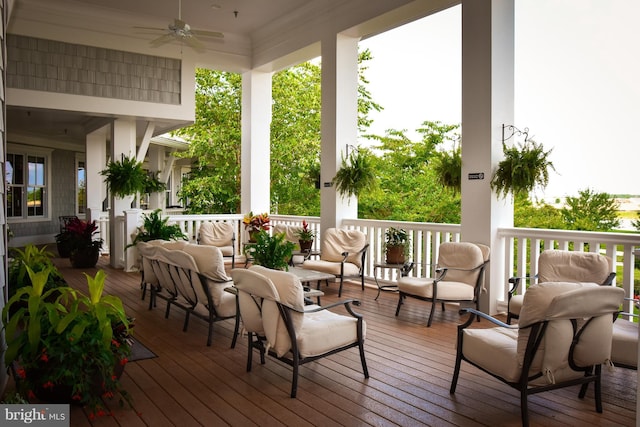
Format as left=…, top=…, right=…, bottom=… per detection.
left=6, top=0, right=456, bottom=148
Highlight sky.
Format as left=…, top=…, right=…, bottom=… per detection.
left=358, top=1, right=639, bottom=199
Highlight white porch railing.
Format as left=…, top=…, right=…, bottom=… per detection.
left=497, top=227, right=640, bottom=317
left=106, top=211, right=640, bottom=316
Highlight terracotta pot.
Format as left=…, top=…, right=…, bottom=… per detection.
left=299, top=240, right=313, bottom=253
left=385, top=245, right=405, bottom=265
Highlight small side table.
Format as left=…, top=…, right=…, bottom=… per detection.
left=373, top=262, right=411, bottom=301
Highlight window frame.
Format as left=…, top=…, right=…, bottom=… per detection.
left=6, top=144, right=53, bottom=223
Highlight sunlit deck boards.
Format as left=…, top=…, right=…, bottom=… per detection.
left=51, top=256, right=636, bottom=426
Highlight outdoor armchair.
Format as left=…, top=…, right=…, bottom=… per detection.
left=450, top=282, right=624, bottom=427
left=301, top=227, right=369, bottom=297
left=395, top=242, right=490, bottom=327
left=230, top=265, right=369, bottom=398
left=198, top=221, right=236, bottom=268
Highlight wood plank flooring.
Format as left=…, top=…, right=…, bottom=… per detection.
left=24, top=256, right=637, bottom=426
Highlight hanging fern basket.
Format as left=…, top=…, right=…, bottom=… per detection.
left=332, top=148, right=377, bottom=198
left=100, top=155, right=148, bottom=198
left=490, top=139, right=555, bottom=199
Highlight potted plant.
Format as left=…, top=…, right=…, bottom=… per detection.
left=100, top=155, right=148, bottom=198
left=295, top=220, right=316, bottom=253
left=243, top=212, right=270, bottom=242
left=332, top=147, right=377, bottom=198
left=245, top=230, right=295, bottom=270
left=7, top=244, right=66, bottom=300
left=491, top=139, right=555, bottom=199
left=56, top=217, right=104, bottom=268
left=3, top=267, right=133, bottom=418
left=385, top=227, right=410, bottom=264
left=127, top=209, right=187, bottom=249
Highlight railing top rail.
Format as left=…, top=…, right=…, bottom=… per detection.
left=498, top=227, right=640, bottom=245
left=342, top=218, right=461, bottom=232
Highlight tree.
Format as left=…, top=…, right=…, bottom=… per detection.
left=176, top=50, right=383, bottom=216
left=560, top=188, right=620, bottom=231
left=513, top=194, right=564, bottom=229
left=360, top=122, right=461, bottom=223
left=174, top=70, right=242, bottom=213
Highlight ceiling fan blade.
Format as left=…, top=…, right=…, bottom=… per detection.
left=192, top=29, right=224, bottom=39
left=149, top=33, right=175, bottom=48
left=182, top=36, right=206, bottom=53
left=133, top=26, right=166, bottom=31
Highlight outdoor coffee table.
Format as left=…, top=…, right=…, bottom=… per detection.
left=288, top=266, right=334, bottom=303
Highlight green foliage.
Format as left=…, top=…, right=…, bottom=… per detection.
left=491, top=139, right=555, bottom=199
left=100, top=155, right=148, bottom=198
left=143, top=172, right=167, bottom=194
left=560, top=188, right=621, bottom=231
left=8, top=244, right=66, bottom=299
left=174, top=70, right=242, bottom=214
left=633, top=212, right=640, bottom=231
left=128, top=209, right=187, bottom=248
left=360, top=122, right=461, bottom=223
left=513, top=194, right=564, bottom=229
left=3, top=268, right=133, bottom=415
left=246, top=231, right=296, bottom=271
left=433, top=145, right=461, bottom=193
left=332, top=148, right=378, bottom=198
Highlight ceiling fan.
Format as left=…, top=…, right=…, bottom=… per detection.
left=135, top=0, right=223, bottom=52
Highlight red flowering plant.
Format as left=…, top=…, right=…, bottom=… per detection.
left=294, top=220, right=316, bottom=242
left=3, top=266, right=134, bottom=416
left=242, top=212, right=271, bottom=232
left=55, top=217, right=103, bottom=259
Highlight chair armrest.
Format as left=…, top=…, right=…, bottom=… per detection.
left=459, top=308, right=517, bottom=329
left=283, top=299, right=364, bottom=319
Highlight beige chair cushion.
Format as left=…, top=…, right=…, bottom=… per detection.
left=183, top=244, right=231, bottom=282
left=437, top=242, right=485, bottom=285
left=250, top=266, right=304, bottom=357
left=136, top=241, right=159, bottom=286
left=537, top=250, right=612, bottom=284
left=461, top=327, right=521, bottom=382
left=231, top=268, right=273, bottom=336
left=272, top=224, right=303, bottom=248
left=301, top=259, right=360, bottom=277
left=397, top=276, right=475, bottom=300
left=319, top=228, right=366, bottom=267
left=199, top=222, right=235, bottom=257
left=297, top=309, right=363, bottom=358
left=612, top=320, right=638, bottom=368
left=518, top=282, right=623, bottom=385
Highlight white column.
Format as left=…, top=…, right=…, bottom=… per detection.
left=320, top=33, right=360, bottom=234
left=241, top=70, right=272, bottom=216
left=85, top=126, right=108, bottom=222
left=110, top=118, right=137, bottom=268
left=460, top=0, right=515, bottom=315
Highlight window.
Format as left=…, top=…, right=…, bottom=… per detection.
left=76, top=155, right=86, bottom=216
left=7, top=148, right=51, bottom=220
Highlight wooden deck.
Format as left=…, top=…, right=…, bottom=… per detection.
left=34, top=256, right=638, bottom=426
